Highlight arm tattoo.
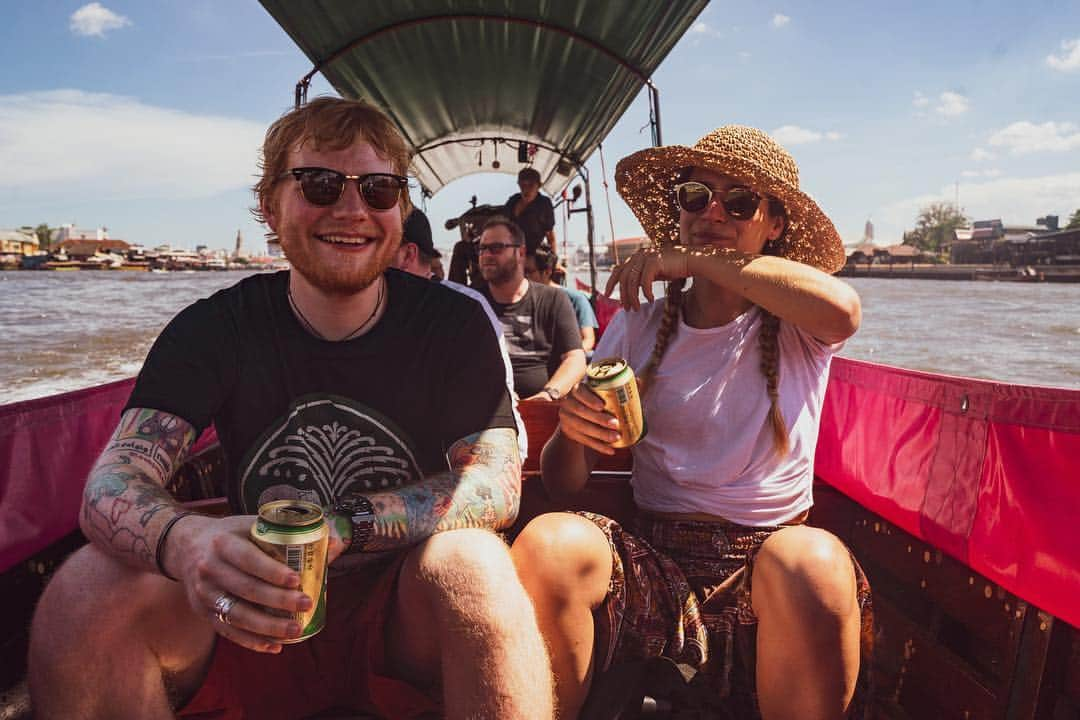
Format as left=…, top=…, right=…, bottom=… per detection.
left=81, top=408, right=197, bottom=571
left=357, top=427, right=521, bottom=553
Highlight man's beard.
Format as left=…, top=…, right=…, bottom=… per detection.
left=481, top=257, right=518, bottom=286
left=281, top=233, right=401, bottom=296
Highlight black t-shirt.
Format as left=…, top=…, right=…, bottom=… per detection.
left=479, top=281, right=582, bottom=398
left=503, top=193, right=555, bottom=254
left=126, top=269, right=515, bottom=514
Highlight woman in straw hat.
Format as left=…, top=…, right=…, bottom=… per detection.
left=511, top=127, right=872, bottom=720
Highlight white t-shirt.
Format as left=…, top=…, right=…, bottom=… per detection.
left=593, top=298, right=840, bottom=526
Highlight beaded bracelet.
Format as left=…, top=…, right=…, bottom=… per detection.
left=155, top=511, right=196, bottom=581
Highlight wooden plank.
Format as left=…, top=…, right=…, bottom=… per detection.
left=874, top=592, right=1003, bottom=719
left=849, top=511, right=1026, bottom=687
left=1005, top=609, right=1054, bottom=720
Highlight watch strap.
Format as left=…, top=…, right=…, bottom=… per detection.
left=334, top=495, right=375, bottom=553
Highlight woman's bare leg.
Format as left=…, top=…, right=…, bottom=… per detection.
left=511, top=513, right=613, bottom=720
left=751, top=525, right=861, bottom=720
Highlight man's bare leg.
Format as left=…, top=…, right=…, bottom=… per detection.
left=389, top=528, right=555, bottom=720
left=752, top=525, right=861, bottom=720
left=29, top=544, right=215, bottom=720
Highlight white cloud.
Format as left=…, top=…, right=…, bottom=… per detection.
left=770, top=125, right=843, bottom=145
left=988, top=120, right=1080, bottom=154
left=912, top=91, right=930, bottom=108
left=878, top=172, right=1080, bottom=240
left=0, top=90, right=264, bottom=200
left=970, top=147, right=995, bottom=161
left=936, top=91, right=969, bottom=117
left=738, top=51, right=752, bottom=62
left=69, top=3, right=131, bottom=37
left=1046, top=38, right=1080, bottom=71
left=772, top=13, right=791, bottom=28
left=689, top=20, right=723, bottom=39
left=960, top=169, right=1002, bottom=179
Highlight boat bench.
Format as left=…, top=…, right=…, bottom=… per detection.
left=3, top=401, right=1078, bottom=720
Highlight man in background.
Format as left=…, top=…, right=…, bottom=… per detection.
left=503, top=167, right=556, bottom=255
left=477, top=216, right=585, bottom=401
left=525, top=247, right=598, bottom=353
left=393, top=207, right=441, bottom=278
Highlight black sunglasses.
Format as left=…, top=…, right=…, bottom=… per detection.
left=477, top=242, right=522, bottom=255
left=674, top=181, right=764, bottom=220
left=279, top=167, right=408, bottom=210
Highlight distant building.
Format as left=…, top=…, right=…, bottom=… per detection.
left=609, top=236, right=651, bottom=263
left=0, top=229, right=40, bottom=256
left=863, top=219, right=874, bottom=243
left=949, top=217, right=1077, bottom=265
left=56, top=238, right=130, bottom=260
left=847, top=241, right=881, bottom=265
left=55, top=224, right=110, bottom=243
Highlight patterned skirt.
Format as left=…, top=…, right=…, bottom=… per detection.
left=578, top=511, right=874, bottom=719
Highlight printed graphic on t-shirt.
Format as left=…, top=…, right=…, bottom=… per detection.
left=238, top=394, right=423, bottom=512
left=500, top=314, right=544, bottom=361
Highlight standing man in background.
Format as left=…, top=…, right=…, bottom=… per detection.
left=504, top=167, right=556, bottom=254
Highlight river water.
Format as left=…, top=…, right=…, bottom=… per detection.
left=1, top=269, right=1077, bottom=405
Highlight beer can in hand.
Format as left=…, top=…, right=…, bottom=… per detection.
left=250, top=500, right=329, bottom=643
left=585, top=357, right=647, bottom=448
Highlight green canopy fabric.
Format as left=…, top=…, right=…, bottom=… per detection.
left=259, top=1, right=707, bottom=196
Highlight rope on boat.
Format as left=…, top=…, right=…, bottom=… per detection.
left=599, top=143, right=620, bottom=265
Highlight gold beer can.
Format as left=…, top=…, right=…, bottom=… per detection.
left=585, top=357, right=646, bottom=448
left=250, top=500, right=329, bottom=643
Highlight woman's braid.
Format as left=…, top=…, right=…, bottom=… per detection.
left=639, top=278, right=687, bottom=394
left=758, top=309, right=789, bottom=455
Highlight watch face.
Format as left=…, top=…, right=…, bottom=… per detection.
left=336, top=497, right=359, bottom=514
left=337, top=493, right=373, bottom=518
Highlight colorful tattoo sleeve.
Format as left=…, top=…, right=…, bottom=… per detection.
left=357, top=427, right=521, bottom=553
left=81, top=408, right=197, bottom=572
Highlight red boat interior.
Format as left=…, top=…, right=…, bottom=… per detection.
left=2, top=360, right=1079, bottom=718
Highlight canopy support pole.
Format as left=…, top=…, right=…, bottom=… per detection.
left=648, top=81, right=662, bottom=147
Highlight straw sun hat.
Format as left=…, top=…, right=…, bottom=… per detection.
left=615, top=126, right=846, bottom=274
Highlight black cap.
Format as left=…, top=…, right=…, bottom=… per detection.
left=403, top=208, right=440, bottom=259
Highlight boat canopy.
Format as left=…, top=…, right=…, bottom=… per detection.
left=258, top=0, right=707, bottom=197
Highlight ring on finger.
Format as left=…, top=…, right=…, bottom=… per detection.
left=213, top=592, right=238, bottom=625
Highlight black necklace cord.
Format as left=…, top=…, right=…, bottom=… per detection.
left=287, top=276, right=385, bottom=342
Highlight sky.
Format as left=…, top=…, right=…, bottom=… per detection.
left=2, top=1, right=1079, bottom=257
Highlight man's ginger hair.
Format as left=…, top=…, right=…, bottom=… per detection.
left=252, top=97, right=413, bottom=227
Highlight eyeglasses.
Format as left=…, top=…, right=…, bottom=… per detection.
left=278, top=167, right=408, bottom=210
left=477, top=242, right=522, bottom=255
left=674, top=181, right=764, bottom=220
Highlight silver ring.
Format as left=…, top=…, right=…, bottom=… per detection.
left=213, top=593, right=237, bottom=625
